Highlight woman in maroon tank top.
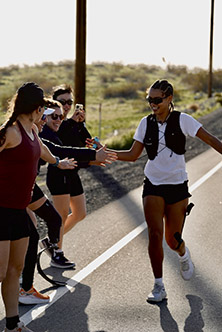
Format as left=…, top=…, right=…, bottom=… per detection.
left=0, top=82, right=76, bottom=332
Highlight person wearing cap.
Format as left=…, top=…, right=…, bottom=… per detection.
left=39, top=101, right=117, bottom=269
left=18, top=106, right=62, bottom=306
left=0, top=82, right=76, bottom=332
left=19, top=105, right=117, bottom=304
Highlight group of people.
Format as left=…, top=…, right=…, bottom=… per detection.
left=0, top=82, right=116, bottom=331
left=1, top=79, right=222, bottom=331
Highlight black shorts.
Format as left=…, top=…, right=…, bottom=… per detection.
left=30, top=183, right=44, bottom=204
left=142, top=177, right=191, bottom=204
left=47, top=171, right=84, bottom=197
left=0, top=206, right=31, bottom=241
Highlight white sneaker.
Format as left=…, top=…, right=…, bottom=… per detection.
left=179, top=247, right=194, bottom=280
left=147, top=283, right=167, bottom=303
left=19, top=286, right=50, bottom=305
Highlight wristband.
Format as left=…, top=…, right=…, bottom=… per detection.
left=51, top=156, right=60, bottom=167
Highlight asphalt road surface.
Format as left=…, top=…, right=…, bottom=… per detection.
left=1, top=147, right=222, bottom=332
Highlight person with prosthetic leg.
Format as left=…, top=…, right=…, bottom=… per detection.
left=19, top=108, right=117, bottom=305
left=19, top=184, right=62, bottom=305
left=106, top=79, right=222, bottom=303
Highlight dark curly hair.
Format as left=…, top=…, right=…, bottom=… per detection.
left=146, top=79, right=174, bottom=110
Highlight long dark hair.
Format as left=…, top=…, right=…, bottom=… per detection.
left=0, top=82, right=48, bottom=146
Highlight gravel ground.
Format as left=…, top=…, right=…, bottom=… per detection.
left=37, top=107, right=222, bottom=237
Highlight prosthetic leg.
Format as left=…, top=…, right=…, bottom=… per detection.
left=37, top=246, right=67, bottom=287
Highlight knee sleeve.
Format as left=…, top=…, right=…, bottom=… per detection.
left=34, top=199, right=62, bottom=244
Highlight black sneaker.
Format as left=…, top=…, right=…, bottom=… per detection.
left=50, top=251, right=75, bottom=269
left=39, top=237, right=58, bottom=258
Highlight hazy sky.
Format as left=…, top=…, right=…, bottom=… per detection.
left=0, top=0, right=221, bottom=69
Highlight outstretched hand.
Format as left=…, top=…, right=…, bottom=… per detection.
left=57, top=158, right=77, bottom=170
left=95, top=145, right=117, bottom=166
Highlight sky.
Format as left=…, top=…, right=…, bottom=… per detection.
left=0, top=0, right=221, bottom=70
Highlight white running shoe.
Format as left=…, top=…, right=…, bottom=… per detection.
left=147, top=283, right=167, bottom=303
left=19, top=286, right=50, bottom=305
left=179, top=247, right=194, bottom=280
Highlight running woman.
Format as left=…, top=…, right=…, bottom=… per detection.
left=107, top=79, right=222, bottom=303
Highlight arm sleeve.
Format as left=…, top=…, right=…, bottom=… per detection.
left=41, top=138, right=96, bottom=162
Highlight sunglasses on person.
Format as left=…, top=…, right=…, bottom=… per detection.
left=147, top=96, right=167, bottom=105
left=50, top=113, right=64, bottom=120
left=41, top=114, right=47, bottom=121
left=57, top=99, right=73, bottom=106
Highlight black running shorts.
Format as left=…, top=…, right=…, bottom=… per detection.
left=142, top=177, right=191, bottom=204
left=47, top=171, right=84, bottom=197
left=0, top=207, right=31, bottom=241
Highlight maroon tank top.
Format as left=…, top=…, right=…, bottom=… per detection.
left=0, top=121, right=41, bottom=209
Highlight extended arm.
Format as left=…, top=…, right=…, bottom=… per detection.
left=38, top=137, right=76, bottom=169
left=41, top=138, right=96, bottom=162
left=111, top=140, right=144, bottom=162
left=196, top=127, right=222, bottom=154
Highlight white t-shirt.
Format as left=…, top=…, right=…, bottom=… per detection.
left=133, top=112, right=202, bottom=185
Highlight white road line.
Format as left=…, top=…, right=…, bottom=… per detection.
left=189, top=161, right=222, bottom=192
left=20, top=161, right=222, bottom=325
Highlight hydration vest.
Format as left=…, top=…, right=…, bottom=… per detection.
left=143, top=111, right=186, bottom=160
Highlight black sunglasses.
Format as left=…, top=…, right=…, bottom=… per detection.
left=41, top=114, right=47, bottom=121
left=58, top=99, right=73, bottom=106
left=147, top=96, right=167, bottom=105
left=50, top=113, right=64, bottom=120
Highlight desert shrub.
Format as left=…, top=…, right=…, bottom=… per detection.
left=167, top=65, right=188, bottom=75
left=106, top=130, right=135, bottom=149
left=212, top=70, right=222, bottom=91
left=188, top=104, right=199, bottom=112
left=182, top=69, right=208, bottom=93
left=215, top=93, right=222, bottom=106
left=103, top=83, right=139, bottom=99
left=99, top=72, right=116, bottom=83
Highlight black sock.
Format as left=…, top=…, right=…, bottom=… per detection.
left=6, top=315, right=19, bottom=330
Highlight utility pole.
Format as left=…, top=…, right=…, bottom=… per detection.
left=208, top=0, right=215, bottom=98
left=75, top=0, right=86, bottom=105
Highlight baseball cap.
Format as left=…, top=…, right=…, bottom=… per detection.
left=17, top=82, right=50, bottom=107
left=44, top=107, right=55, bottom=115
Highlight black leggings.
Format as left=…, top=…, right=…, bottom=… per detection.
left=34, top=199, right=62, bottom=244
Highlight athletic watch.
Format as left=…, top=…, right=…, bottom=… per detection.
left=51, top=156, right=60, bottom=167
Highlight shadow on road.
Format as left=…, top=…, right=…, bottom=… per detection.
left=184, top=294, right=204, bottom=332
left=29, top=282, right=91, bottom=332
left=152, top=299, right=179, bottom=332
left=151, top=294, right=204, bottom=332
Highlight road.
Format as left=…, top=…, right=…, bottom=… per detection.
left=1, top=147, right=222, bottom=332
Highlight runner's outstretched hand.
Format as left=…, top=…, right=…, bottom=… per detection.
left=93, top=145, right=117, bottom=167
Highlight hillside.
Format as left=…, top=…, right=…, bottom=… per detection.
left=1, top=61, right=222, bottom=148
